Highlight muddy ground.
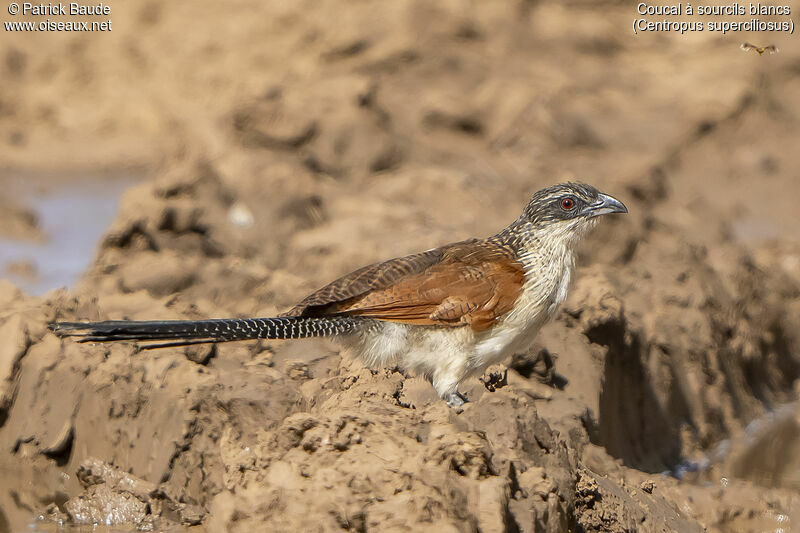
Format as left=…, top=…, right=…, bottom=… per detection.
left=1, top=0, right=800, bottom=531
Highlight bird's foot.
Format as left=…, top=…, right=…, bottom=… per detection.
left=445, top=391, right=468, bottom=408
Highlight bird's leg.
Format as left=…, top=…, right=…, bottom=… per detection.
left=444, top=390, right=468, bottom=408
left=432, top=371, right=467, bottom=408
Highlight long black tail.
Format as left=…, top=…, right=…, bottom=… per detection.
left=50, top=316, right=360, bottom=350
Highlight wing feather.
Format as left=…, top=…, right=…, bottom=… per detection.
left=283, top=239, right=525, bottom=331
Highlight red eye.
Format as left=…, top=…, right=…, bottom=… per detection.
left=561, top=198, right=575, bottom=210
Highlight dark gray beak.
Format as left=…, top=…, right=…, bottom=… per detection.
left=586, top=193, right=627, bottom=217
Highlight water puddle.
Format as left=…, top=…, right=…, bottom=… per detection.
left=668, top=400, right=800, bottom=486
left=0, top=174, right=137, bottom=295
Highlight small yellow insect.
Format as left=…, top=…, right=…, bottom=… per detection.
left=740, top=43, right=779, bottom=55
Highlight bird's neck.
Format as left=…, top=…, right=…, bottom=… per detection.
left=491, top=218, right=589, bottom=263
left=480, top=220, right=580, bottom=350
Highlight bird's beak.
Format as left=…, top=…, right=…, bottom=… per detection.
left=585, top=193, right=628, bottom=217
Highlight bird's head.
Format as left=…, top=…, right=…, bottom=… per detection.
left=521, top=182, right=627, bottom=243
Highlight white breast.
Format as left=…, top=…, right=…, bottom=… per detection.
left=471, top=239, right=575, bottom=371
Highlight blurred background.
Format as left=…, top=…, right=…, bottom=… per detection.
left=0, top=0, right=799, bottom=531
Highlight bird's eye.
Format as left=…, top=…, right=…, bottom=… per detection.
left=561, top=197, right=575, bottom=210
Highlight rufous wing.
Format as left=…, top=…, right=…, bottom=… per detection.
left=283, top=240, right=525, bottom=332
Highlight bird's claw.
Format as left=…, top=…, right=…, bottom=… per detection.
left=445, top=391, right=468, bottom=408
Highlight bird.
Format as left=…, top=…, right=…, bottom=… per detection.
left=740, top=42, right=778, bottom=55
left=51, top=182, right=627, bottom=407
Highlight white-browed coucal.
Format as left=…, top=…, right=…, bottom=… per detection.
left=52, top=182, right=627, bottom=406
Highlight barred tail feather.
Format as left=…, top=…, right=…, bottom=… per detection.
left=49, top=316, right=360, bottom=349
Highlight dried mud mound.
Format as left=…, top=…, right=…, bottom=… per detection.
left=2, top=0, right=800, bottom=531
left=2, top=194, right=797, bottom=530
